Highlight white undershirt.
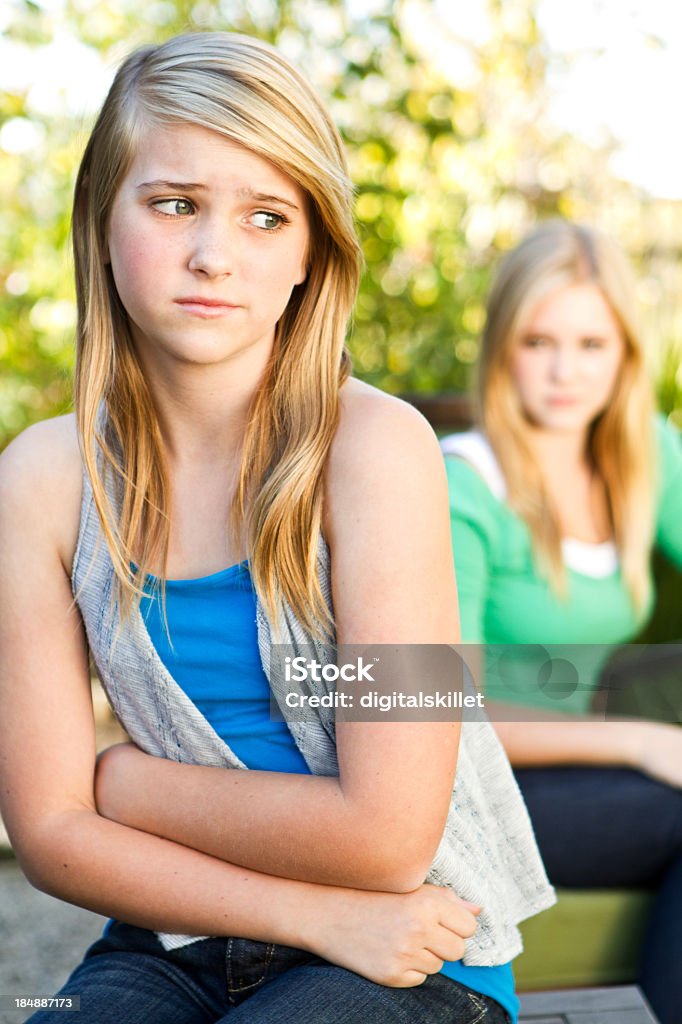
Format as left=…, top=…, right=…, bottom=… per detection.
left=441, top=430, right=619, bottom=579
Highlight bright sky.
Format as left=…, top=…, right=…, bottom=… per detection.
left=431, top=0, right=682, bottom=200
left=1, top=0, right=681, bottom=199
left=537, top=0, right=682, bottom=199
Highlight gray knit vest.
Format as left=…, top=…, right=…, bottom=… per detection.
left=72, top=463, right=555, bottom=963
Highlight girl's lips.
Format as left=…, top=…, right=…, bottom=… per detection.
left=547, top=395, right=580, bottom=406
left=175, top=298, right=240, bottom=318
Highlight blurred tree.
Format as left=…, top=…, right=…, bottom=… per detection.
left=1, top=0, right=680, bottom=448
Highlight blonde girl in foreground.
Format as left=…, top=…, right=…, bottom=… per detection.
left=0, top=33, right=553, bottom=1024
left=442, top=220, right=682, bottom=1024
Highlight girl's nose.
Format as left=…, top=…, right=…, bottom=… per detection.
left=550, top=347, right=577, bottom=383
left=187, top=222, right=233, bottom=278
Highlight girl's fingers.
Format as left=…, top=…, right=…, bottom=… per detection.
left=399, top=970, right=429, bottom=988
left=410, top=949, right=446, bottom=976
left=457, top=899, right=482, bottom=914
left=424, top=926, right=469, bottom=965
left=439, top=905, right=479, bottom=941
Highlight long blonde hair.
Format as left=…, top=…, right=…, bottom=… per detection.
left=478, top=220, right=655, bottom=608
left=72, top=32, right=362, bottom=636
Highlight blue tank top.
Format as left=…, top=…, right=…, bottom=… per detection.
left=141, top=565, right=518, bottom=1022
left=141, top=561, right=309, bottom=773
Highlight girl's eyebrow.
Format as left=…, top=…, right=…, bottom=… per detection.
left=236, top=188, right=301, bottom=211
left=136, top=180, right=206, bottom=192
left=136, top=181, right=300, bottom=211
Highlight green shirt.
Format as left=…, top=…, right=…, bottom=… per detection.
left=444, top=417, right=682, bottom=714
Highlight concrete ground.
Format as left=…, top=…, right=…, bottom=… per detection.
left=0, top=860, right=107, bottom=1024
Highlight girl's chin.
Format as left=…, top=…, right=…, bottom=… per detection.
left=524, top=410, right=595, bottom=435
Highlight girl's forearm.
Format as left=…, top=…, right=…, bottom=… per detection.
left=95, top=734, right=454, bottom=892
left=96, top=748, right=359, bottom=887
left=490, top=708, right=646, bottom=768
left=494, top=714, right=682, bottom=791
left=22, top=805, right=347, bottom=951
left=21, top=806, right=484, bottom=992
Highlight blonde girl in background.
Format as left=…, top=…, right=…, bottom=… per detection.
left=0, top=33, right=553, bottom=1024
left=442, top=220, right=682, bottom=1024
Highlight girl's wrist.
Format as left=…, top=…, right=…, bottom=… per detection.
left=620, top=720, right=660, bottom=772
left=288, top=883, right=360, bottom=959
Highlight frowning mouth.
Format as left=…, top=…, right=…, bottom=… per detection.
left=175, top=297, right=241, bottom=318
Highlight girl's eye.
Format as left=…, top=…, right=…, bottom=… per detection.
left=152, top=198, right=195, bottom=217
left=522, top=335, right=548, bottom=348
left=582, top=337, right=605, bottom=350
left=251, top=211, right=285, bottom=231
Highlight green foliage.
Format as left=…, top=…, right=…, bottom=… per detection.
left=1, top=0, right=681, bottom=449
left=655, top=340, right=682, bottom=429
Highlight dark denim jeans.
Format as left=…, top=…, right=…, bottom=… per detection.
left=516, top=766, right=682, bottom=1024
left=25, top=920, right=510, bottom=1024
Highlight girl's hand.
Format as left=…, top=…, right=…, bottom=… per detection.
left=633, top=721, right=682, bottom=790
left=305, top=883, right=480, bottom=988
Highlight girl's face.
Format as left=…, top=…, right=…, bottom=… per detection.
left=510, top=281, right=625, bottom=437
left=105, top=122, right=310, bottom=379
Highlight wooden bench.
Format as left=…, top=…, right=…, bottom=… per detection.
left=518, top=984, right=658, bottom=1023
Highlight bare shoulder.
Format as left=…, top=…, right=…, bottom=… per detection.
left=324, top=378, right=450, bottom=551
left=325, top=383, right=458, bottom=644
left=0, top=414, right=82, bottom=572
left=0, top=413, right=82, bottom=505
left=329, top=378, right=443, bottom=484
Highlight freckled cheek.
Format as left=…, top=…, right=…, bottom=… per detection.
left=109, top=252, right=147, bottom=315
left=251, top=254, right=307, bottom=312
left=110, top=237, right=175, bottom=311
left=113, top=248, right=148, bottom=287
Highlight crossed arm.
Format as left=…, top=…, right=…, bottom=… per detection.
left=94, top=719, right=458, bottom=891
left=0, top=404, right=471, bottom=983
left=94, top=395, right=461, bottom=889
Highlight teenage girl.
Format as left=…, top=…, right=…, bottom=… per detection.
left=442, top=220, right=682, bottom=1024
left=0, top=33, right=553, bottom=1024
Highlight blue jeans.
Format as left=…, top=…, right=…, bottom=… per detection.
left=516, top=766, right=682, bottom=1024
left=25, top=920, right=510, bottom=1024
